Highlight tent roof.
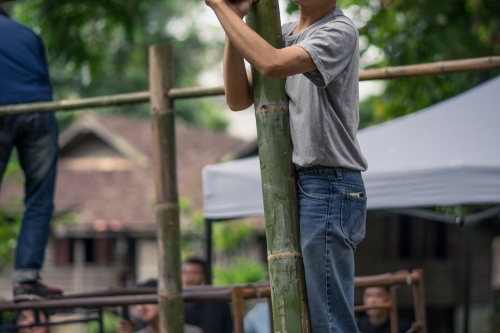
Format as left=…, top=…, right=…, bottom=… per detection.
left=203, top=76, right=500, bottom=219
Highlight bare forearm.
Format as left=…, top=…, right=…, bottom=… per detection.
left=223, top=36, right=253, bottom=110
left=213, top=1, right=278, bottom=76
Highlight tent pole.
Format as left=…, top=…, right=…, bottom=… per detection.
left=246, top=1, right=311, bottom=332
left=462, top=222, right=472, bottom=333
left=205, top=219, right=213, bottom=285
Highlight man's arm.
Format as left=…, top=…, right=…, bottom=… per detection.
left=223, top=35, right=254, bottom=111
left=209, top=0, right=317, bottom=80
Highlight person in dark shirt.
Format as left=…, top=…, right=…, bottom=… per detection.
left=182, top=258, right=233, bottom=333
left=0, top=8, right=61, bottom=301
left=357, top=287, right=411, bottom=333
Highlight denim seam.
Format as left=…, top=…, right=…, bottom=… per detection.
left=331, top=182, right=365, bottom=190
left=325, top=175, right=334, bottom=333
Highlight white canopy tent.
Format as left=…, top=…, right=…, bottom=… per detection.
left=203, top=75, right=500, bottom=219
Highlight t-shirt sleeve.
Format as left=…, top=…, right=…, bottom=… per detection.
left=296, top=22, right=357, bottom=88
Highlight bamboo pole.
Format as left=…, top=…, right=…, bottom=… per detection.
left=149, top=43, right=184, bottom=333
left=245, top=2, right=310, bottom=333
left=359, top=56, right=500, bottom=81
left=0, top=56, right=498, bottom=116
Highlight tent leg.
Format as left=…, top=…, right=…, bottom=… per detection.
left=462, top=223, right=472, bottom=333
left=205, top=219, right=213, bottom=285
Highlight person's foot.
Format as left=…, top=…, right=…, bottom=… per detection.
left=13, top=279, right=63, bottom=302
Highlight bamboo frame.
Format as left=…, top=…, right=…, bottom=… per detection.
left=0, top=271, right=426, bottom=331
left=149, top=43, right=184, bottom=333
left=0, top=56, right=497, bottom=116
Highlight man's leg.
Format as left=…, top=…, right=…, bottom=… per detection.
left=0, top=116, right=16, bottom=193
left=12, top=113, right=60, bottom=300
left=297, top=167, right=366, bottom=333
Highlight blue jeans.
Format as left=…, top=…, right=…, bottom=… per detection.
left=0, top=113, right=59, bottom=283
left=297, top=166, right=367, bottom=333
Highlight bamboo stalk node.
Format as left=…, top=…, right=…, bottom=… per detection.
left=150, top=106, right=172, bottom=116
left=255, top=105, right=288, bottom=115
left=155, top=202, right=179, bottom=211
left=267, top=252, right=302, bottom=261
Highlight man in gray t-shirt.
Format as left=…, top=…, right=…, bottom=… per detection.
left=206, top=0, right=367, bottom=332
left=282, top=10, right=367, bottom=170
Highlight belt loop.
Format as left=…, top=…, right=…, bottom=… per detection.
left=334, top=167, right=343, bottom=180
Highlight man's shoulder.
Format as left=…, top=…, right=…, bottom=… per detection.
left=319, top=9, right=357, bottom=36
left=0, top=16, right=38, bottom=36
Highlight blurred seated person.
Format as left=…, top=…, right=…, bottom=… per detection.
left=15, top=310, right=50, bottom=333
left=244, top=302, right=271, bottom=333
left=357, top=287, right=411, bottom=333
left=117, top=279, right=203, bottom=333
left=182, top=258, right=233, bottom=333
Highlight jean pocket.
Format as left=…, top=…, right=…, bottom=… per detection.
left=297, top=176, right=330, bottom=202
left=340, top=192, right=367, bottom=249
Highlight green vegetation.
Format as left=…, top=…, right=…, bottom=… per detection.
left=213, top=257, right=267, bottom=285
left=87, top=312, right=121, bottom=333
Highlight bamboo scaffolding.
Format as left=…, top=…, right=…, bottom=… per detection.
left=0, top=270, right=421, bottom=311
left=0, top=56, right=497, bottom=116
left=149, top=43, right=184, bottom=333
left=245, top=1, right=311, bottom=332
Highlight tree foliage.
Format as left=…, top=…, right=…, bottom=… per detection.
left=6, top=0, right=228, bottom=130
left=288, top=0, right=500, bottom=125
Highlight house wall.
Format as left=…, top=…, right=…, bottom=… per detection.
left=0, top=237, right=123, bottom=301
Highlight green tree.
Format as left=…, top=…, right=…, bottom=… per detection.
left=5, top=0, right=228, bottom=130
left=288, top=0, right=500, bottom=125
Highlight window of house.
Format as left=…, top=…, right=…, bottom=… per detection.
left=53, top=237, right=113, bottom=265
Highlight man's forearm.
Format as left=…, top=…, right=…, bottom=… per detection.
left=212, top=1, right=278, bottom=76
left=223, top=36, right=253, bottom=110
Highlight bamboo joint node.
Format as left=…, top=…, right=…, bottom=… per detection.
left=255, top=105, right=288, bottom=115
left=267, top=252, right=302, bottom=261
left=155, top=202, right=179, bottom=211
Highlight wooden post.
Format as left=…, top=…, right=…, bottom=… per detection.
left=388, top=286, right=399, bottom=333
left=149, top=43, right=184, bottom=333
left=246, top=1, right=311, bottom=332
left=232, top=287, right=245, bottom=333
left=412, top=269, right=427, bottom=333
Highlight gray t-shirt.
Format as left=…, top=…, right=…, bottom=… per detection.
left=282, top=8, right=368, bottom=171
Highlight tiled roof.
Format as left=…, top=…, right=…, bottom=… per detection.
left=0, top=114, right=245, bottom=235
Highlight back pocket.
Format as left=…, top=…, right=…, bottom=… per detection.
left=340, top=192, right=367, bottom=249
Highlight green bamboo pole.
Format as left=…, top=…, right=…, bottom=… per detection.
left=149, top=43, right=184, bottom=333
left=246, top=2, right=311, bottom=332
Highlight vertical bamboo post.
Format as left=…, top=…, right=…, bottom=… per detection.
left=149, top=43, right=184, bottom=333
left=388, top=286, right=399, bottom=333
left=246, top=2, right=311, bottom=332
left=412, top=269, right=427, bottom=333
left=232, top=287, right=245, bottom=333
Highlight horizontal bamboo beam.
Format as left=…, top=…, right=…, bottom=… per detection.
left=0, top=286, right=397, bottom=312
left=0, top=56, right=497, bottom=117
left=0, top=91, right=150, bottom=116
left=354, top=302, right=392, bottom=312
left=0, top=272, right=418, bottom=311
left=359, top=56, right=500, bottom=81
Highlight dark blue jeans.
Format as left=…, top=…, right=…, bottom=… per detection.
left=297, top=166, right=367, bottom=333
left=0, top=113, right=59, bottom=283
